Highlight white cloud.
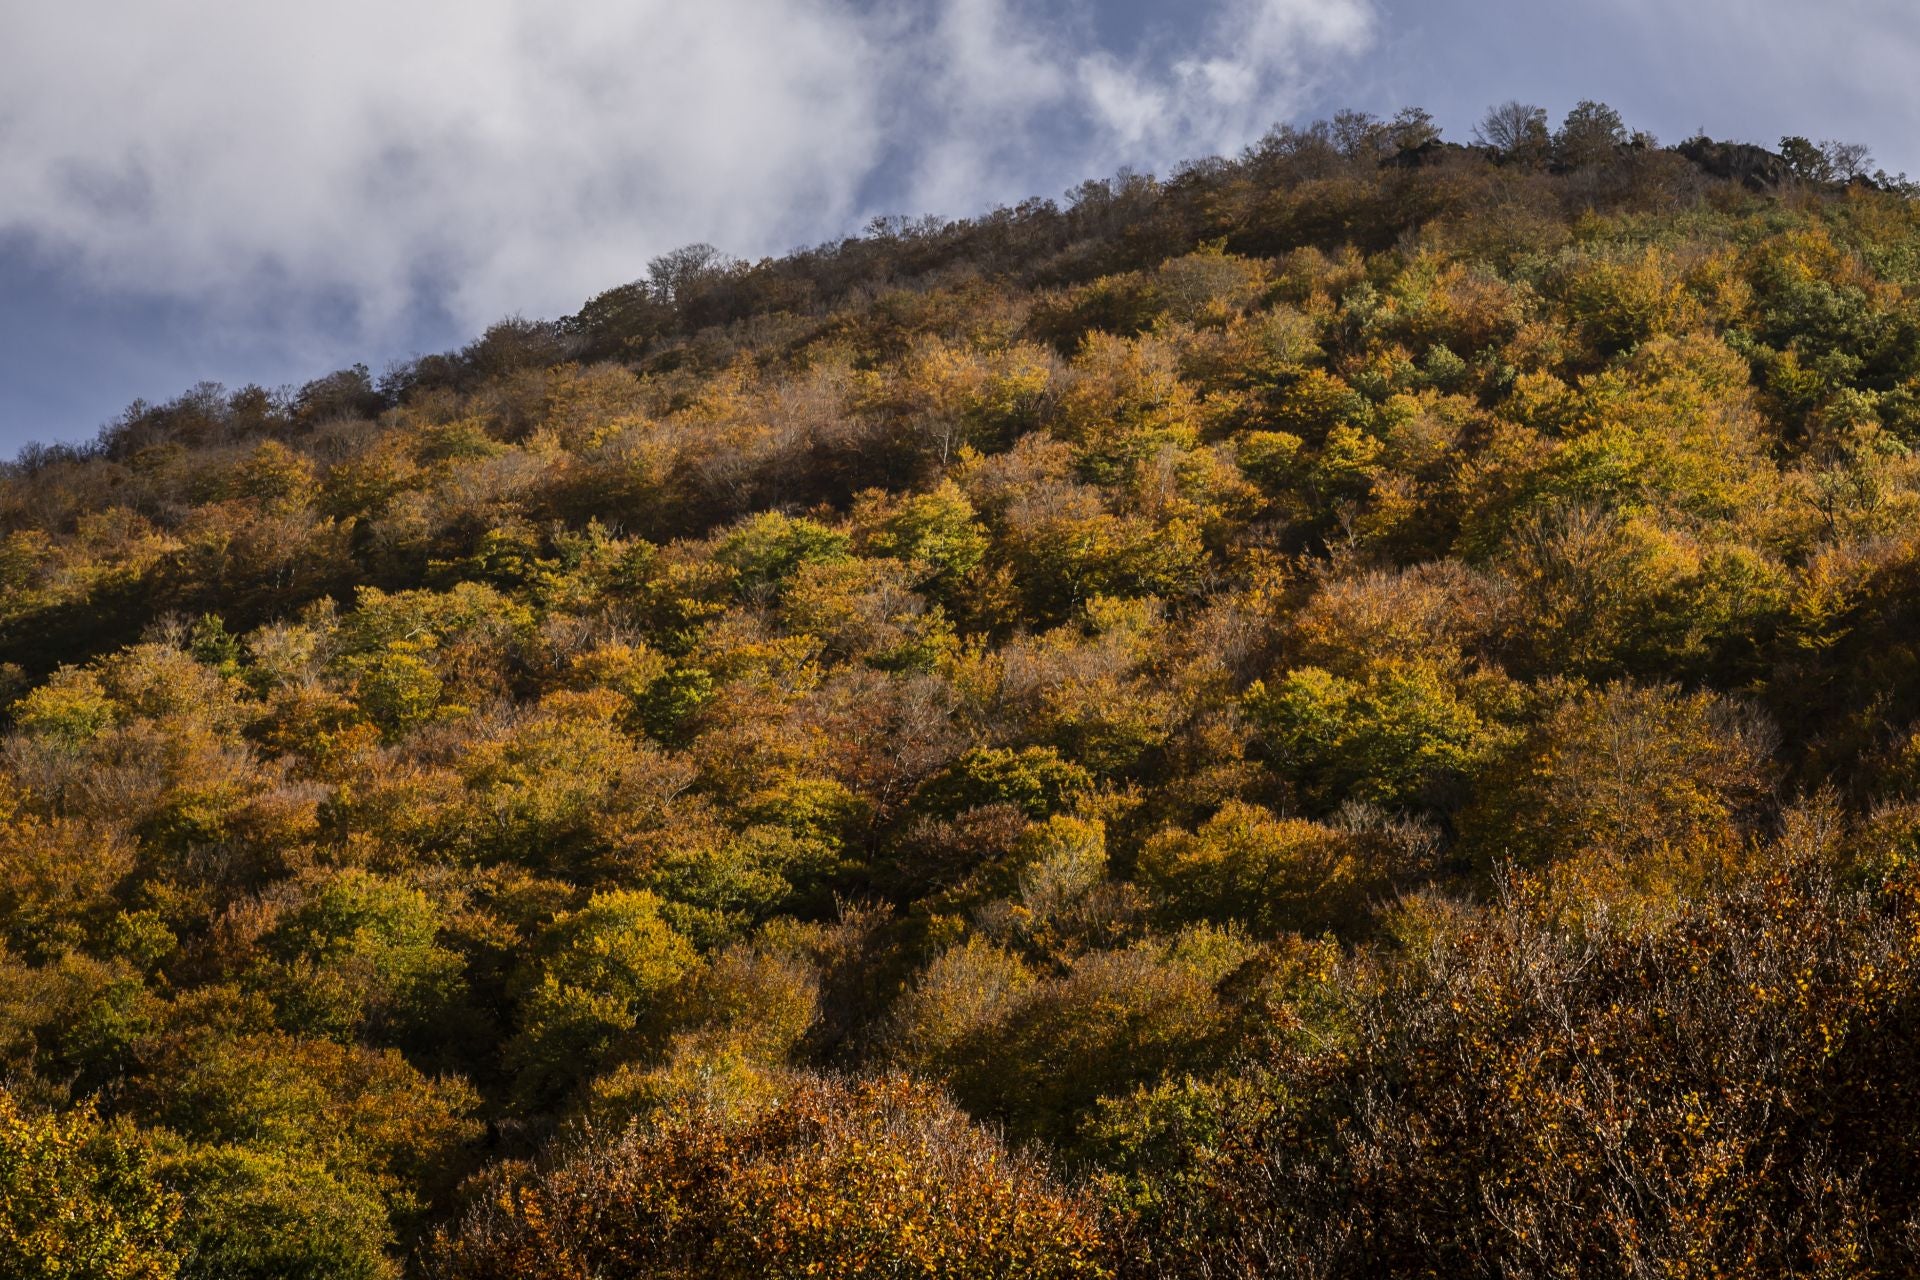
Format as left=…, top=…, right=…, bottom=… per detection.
left=0, top=0, right=1379, bottom=356
left=895, top=0, right=1376, bottom=215
left=1154, top=0, right=1377, bottom=146
left=1, top=0, right=888, bottom=334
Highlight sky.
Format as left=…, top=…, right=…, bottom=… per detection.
left=3, top=0, right=1918, bottom=454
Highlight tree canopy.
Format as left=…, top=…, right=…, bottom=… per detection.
left=6, top=101, right=1920, bottom=1278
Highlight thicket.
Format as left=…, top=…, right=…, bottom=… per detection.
left=7, top=103, right=1920, bottom=1277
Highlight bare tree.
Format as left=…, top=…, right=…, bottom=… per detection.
left=1325, top=106, right=1442, bottom=162
left=1781, top=136, right=1876, bottom=184
left=1821, top=139, right=1874, bottom=182
left=1475, top=101, right=1550, bottom=160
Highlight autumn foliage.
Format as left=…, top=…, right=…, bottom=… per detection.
left=426, top=1075, right=1108, bottom=1279
left=5, top=104, right=1920, bottom=1277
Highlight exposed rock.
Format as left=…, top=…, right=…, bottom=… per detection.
left=1676, top=137, right=1794, bottom=190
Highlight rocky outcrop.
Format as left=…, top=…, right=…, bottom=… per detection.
left=1676, top=137, right=1794, bottom=190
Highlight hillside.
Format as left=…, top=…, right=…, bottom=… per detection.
left=7, top=103, right=1920, bottom=1278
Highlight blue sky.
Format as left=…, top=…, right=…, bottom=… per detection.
left=4, top=0, right=1918, bottom=454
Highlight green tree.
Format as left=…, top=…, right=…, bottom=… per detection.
left=1246, top=659, right=1495, bottom=811
left=1555, top=99, right=1629, bottom=167
left=253, top=870, right=466, bottom=1048
left=508, top=890, right=701, bottom=1106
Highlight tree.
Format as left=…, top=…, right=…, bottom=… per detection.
left=1475, top=100, right=1551, bottom=161
left=507, top=890, right=701, bottom=1106
left=1245, top=659, right=1497, bottom=812
left=923, top=929, right=1248, bottom=1146
left=292, top=365, right=382, bottom=426
left=1119, top=862, right=1920, bottom=1278
left=1320, top=107, right=1439, bottom=161
left=858, top=480, right=990, bottom=594
left=1138, top=802, right=1433, bottom=936
left=0, top=1091, right=180, bottom=1280
left=1780, top=135, right=1832, bottom=183
left=1328, top=109, right=1383, bottom=160
left=916, top=746, right=1094, bottom=822
left=158, top=1142, right=397, bottom=1280
left=1385, top=106, right=1442, bottom=153
left=1555, top=99, right=1629, bottom=168
left=1778, top=137, right=1875, bottom=185
left=426, top=1075, right=1110, bottom=1280
left=1821, top=138, right=1874, bottom=181
left=1459, top=681, right=1776, bottom=902
left=142, top=1028, right=481, bottom=1223
left=711, top=512, right=852, bottom=603
left=252, top=870, right=467, bottom=1049
left=646, top=243, right=733, bottom=303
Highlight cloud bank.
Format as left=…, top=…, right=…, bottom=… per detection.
left=0, top=0, right=1376, bottom=352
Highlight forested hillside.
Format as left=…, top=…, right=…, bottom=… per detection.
left=9, top=102, right=1920, bottom=1278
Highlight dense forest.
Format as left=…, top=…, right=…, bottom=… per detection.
left=8, top=99, right=1920, bottom=1277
